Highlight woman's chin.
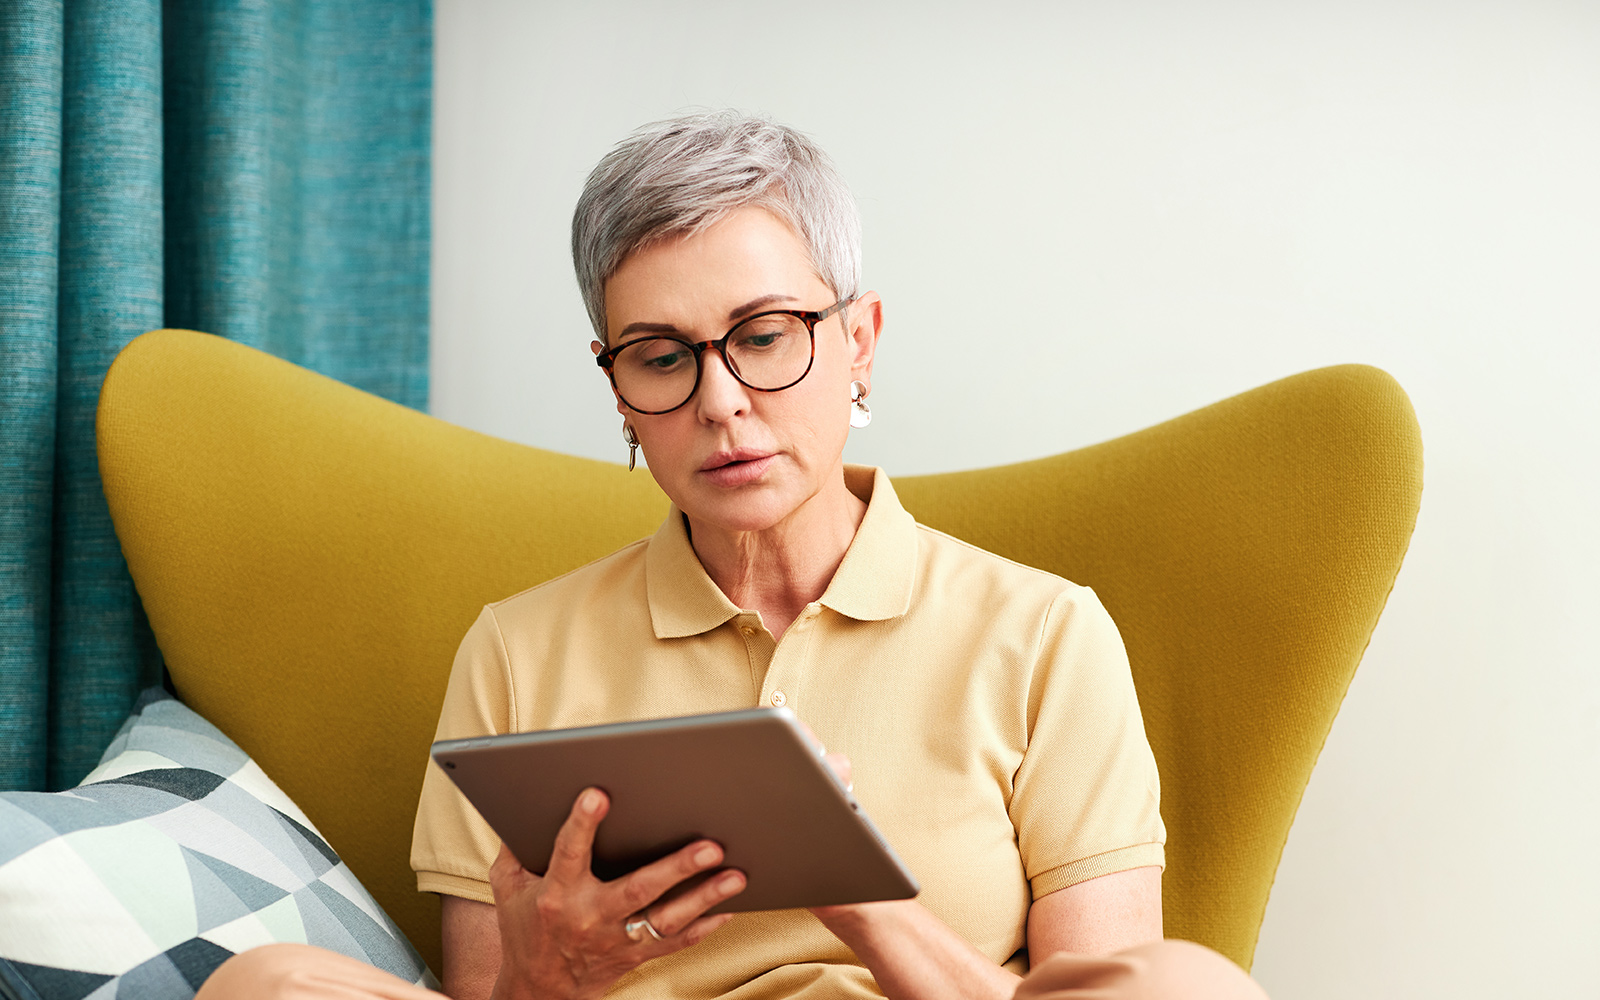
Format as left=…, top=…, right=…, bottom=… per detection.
left=676, top=483, right=806, bottom=537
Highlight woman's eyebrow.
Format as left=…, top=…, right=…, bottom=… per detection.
left=616, top=321, right=682, bottom=339
left=728, top=294, right=798, bottom=321
left=616, top=295, right=801, bottom=341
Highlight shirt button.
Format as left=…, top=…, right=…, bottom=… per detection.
left=739, top=626, right=756, bottom=637
left=769, top=689, right=787, bottom=707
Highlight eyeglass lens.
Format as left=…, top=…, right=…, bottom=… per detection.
left=609, top=312, right=813, bottom=412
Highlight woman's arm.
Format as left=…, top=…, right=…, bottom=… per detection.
left=811, top=900, right=1021, bottom=1000
left=442, top=895, right=500, bottom=1000
left=811, top=866, right=1163, bottom=1000
left=450, top=830, right=1161, bottom=1000
left=1027, top=866, right=1163, bottom=960
left=457, top=865, right=1164, bottom=1000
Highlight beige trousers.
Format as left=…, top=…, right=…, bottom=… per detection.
left=196, top=940, right=1268, bottom=1000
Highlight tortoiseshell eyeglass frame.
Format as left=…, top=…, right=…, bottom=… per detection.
left=594, top=298, right=850, bottom=415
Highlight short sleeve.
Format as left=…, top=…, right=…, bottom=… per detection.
left=1009, top=586, right=1166, bottom=899
left=410, top=606, right=515, bottom=903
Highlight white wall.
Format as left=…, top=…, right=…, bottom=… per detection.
left=431, top=3, right=1600, bottom=997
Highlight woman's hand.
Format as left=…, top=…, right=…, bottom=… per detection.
left=793, top=719, right=852, bottom=792
left=808, top=899, right=1021, bottom=1000
left=809, top=868, right=1164, bottom=1000
left=800, top=736, right=1017, bottom=1000
left=487, top=787, right=746, bottom=1000
left=804, top=740, right=1017, bottom=1000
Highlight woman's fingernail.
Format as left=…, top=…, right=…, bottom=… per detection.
left=582, top=789, right=601, bottom=813
left=695, top=846, right=719, bottom=866
left=719, top=872, right=744, bottom=893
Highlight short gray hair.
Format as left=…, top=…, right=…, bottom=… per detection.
left=572, top=111, right=862, bottom=342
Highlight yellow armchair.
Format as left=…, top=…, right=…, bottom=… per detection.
left=97, top=329, right=1421, bottom=975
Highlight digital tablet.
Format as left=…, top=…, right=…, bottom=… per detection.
left=431, top=707, right=919, bottom=913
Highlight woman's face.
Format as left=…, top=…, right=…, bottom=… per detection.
left=597, top=206, right=881, bottom=534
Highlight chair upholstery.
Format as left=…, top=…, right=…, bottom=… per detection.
left=97, top=329, right=1421, bottom=974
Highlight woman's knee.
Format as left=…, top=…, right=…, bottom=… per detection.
left=195, top=943, right=439, bottom=1000
left=196, top=944, right=323, bottom=999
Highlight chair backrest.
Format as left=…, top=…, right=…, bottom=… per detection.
left=98, top=330, right=1420, bottom=973
left=894, top=366, right=1422, bottom=967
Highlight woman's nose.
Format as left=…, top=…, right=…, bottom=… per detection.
left=694, top=347, right=750, bottom=420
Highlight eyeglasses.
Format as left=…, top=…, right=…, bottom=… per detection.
left=595, top=299, right=848, bottom=414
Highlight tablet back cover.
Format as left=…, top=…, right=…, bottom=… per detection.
left=432, top=709, right=919, bottom=912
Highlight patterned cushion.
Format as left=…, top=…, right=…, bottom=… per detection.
left=0, top=689, right=437, bottom=999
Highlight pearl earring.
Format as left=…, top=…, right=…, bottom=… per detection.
left=850, top=381, right=872, bottom=429
left=622, top=425, right=639, bottom=472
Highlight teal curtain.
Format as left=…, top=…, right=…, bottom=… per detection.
left=0, top=0, right=430, bottom=791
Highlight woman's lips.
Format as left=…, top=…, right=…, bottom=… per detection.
left=698, top=453, right=776, bottom=488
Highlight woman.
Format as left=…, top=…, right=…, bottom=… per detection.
left=199, top=113, right=1267, bottom=1000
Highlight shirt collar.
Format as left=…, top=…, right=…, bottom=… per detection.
left=644, top=508, right=744, bottom=639
left=645, top=465, right=919, bottom=639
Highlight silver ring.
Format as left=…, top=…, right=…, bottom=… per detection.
left=624, top=914, right=664, bottom=943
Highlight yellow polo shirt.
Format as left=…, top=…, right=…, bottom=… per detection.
left=411, top=466, right=1164, bottom=998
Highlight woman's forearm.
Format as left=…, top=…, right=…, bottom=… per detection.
left=812, top=900, right=1020, bottom=1000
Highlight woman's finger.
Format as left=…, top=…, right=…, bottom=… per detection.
left=670, top=911, right=737, bottom=949
left=545, top=787, right=608, bottom=882
left=795, top=720, right=824, bottom=752
left=794, top=722, right=850, bottom=790
left=644, top=867, right=747, bottom=937
left=823, top=751, right=852, bottom=791
left=607, top=838, right=728, bottom=920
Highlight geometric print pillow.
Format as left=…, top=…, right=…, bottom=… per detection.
left=0, top=689, right=438, bottom=1000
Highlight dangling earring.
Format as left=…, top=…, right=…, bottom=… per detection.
left=849, top=380, right=873, bottom=429
left=622, top=424, right=639, bottom=472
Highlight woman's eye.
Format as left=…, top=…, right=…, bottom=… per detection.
left=733, top=327, right=788, bottom=351
left=630, top=344, right=689, bottom=371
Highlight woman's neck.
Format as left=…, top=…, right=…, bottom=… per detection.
left=685, top=473, right=868, bottom=641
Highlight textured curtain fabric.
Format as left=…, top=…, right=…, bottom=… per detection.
left=0, top=0, right=430, bottom=791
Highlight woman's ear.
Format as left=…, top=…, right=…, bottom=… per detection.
left=845, top=291, right=883, bottom=385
